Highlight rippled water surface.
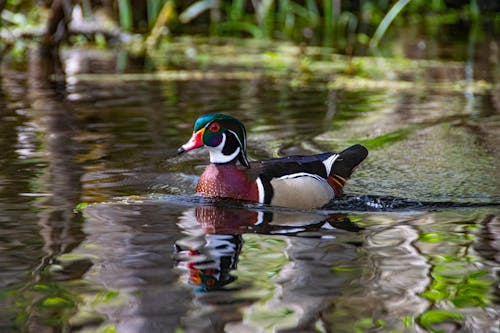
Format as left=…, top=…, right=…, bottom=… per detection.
left=0, top=44, right=498, bottom=332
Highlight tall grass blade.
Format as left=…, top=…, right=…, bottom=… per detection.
left=369, top=0, right=411, bottom=49
left=277, top=0, right=295, bottom=38
left=147, top=0, right=176, bottom=47
left=118, top=0, right=133, bottom=31
left=305, top=0, right=319, bottom=26
left=216, top=21, right=263, bottom=38
left=148, top=0, right=166, bottom=29
left=229, top=0, right=246, bottom=22
left=323, top=0, right=334, bottom=45
left=255, top=0, right=275, bottom=38
left=179, top=0, right=219, bottom=24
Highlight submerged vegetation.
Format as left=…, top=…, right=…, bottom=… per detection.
left=1, top=0, right=499, bottom=60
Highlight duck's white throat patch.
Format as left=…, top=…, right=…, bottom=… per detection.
left=207, top=133, right=240, bottom=164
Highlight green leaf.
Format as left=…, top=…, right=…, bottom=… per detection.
left=419, top=232, right=442, bottom=243
left=403, top=315, right=414, bottom=327
left=353, top=317, right=386, bottom=332
left=41, top=297, right=73, bottom=309
left=418, top=309, right=463, bottom=329
left=215, top=21, right=264, bottom=38
left=75, top=202, right=89, bottom=211
left=422, top=288, right=447, bottom=302
left=103, top=326, right=118, bottom=333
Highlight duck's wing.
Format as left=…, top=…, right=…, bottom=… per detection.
left=247, top=144, right=368, bottom=180
left=248, top=153, right=331, bottom=179
left=244, top=145, right=368, bottom=206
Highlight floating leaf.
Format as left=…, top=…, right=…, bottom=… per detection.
left=41, top=297, right=73, bottom=309
left=403, top=315, right=414, bottom=327
left=103, top=326, right=118, bottom=333
left=331, top=266, right=357, bottom=272
left=94, top=290, right=120, bottom=304
left=418, top=309, right=463, bottom=329
left=419, top=232, right=442, bottom=243
left=354, top=317, right=386, bottom=333
left=75, top=202, right=89, bottom=211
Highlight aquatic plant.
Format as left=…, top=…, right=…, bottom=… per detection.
left=1, top=0, right=497, bottom=56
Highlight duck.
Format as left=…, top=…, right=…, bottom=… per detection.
left=178, top=114, right=368, bottom=209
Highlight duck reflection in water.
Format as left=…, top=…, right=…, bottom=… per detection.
left=175, top=234, right=242, bottom=292
left=174, top=204, right=363, bottom=293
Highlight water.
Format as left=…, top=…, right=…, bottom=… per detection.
left=0, top=44, right=498, bottom=332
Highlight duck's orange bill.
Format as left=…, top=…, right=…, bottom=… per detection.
left=178, top=128, right=205, bottom=154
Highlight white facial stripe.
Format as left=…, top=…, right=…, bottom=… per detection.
left=322, top=154, right=339, bottom=175
left=256, top=177, right=265, bottom=204
left=227, top=129, right=245, bottom=151
left=206, top=133, right=241, bottom=163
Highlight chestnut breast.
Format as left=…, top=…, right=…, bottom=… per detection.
left=196, top=164, right=259, bottom=202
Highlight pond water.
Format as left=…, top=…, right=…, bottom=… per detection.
left=0, top=42, right=498, bottom=332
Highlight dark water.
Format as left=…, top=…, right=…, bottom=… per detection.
left=0, top=45, right=498, bottom=332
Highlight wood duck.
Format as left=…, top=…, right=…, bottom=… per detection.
left=178, top=114, right=368, bottom=209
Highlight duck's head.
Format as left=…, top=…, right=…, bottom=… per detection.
left=178, top=114, right=250, bottom=167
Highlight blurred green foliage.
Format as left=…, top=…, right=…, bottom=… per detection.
left=11, top=281, right=79, bottom=331
left=1, top=0, right=498, bottom=55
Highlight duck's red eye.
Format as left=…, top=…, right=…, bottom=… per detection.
left=209, top=122, right=221, bottom=132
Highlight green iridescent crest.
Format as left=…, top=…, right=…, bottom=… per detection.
left=194, top=114, right=247, bottom=150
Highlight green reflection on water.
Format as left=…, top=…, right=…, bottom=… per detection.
left=358, top=127, right=415, bottom=149
left=354, top=317, right=386, bottom=333
left=237, top=234, right=288, bottom=298
left=236, top=234, right=298, bottom=330
left=418, top=309, right=464, bottom=332
left=416, top=210, right=497, bottom=332
left=13, top=281, right=79, bottom=330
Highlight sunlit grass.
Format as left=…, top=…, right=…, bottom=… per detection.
left=2, top=0, right=494, bottom=58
